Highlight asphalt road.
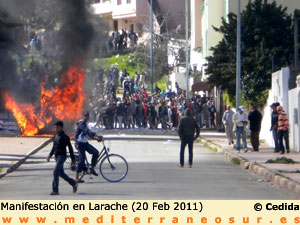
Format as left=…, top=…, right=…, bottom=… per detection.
left=0, top=139, right=298, bottom=200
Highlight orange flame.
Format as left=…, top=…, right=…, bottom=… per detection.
left=3, top=62, right=85, bottom=136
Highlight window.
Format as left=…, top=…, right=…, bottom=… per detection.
left=127, top=0, right=131, bottom=3
left=117, top=0, right=121, bottom=5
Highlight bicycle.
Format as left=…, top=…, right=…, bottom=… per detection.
left=68, top=138, right=128, bottom=182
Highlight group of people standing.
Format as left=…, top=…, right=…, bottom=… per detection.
left=107, top=29, right=138, bottom=52
left=222, top=102, right=289, bottom=154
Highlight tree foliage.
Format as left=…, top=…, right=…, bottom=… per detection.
left=206, top=0, right=293, bottom=106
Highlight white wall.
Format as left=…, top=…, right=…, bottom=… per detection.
left=260, top=67, right=290, bottom=147
left=260, top=90, right=275, bottom=147
left=288, top=75, right=300, bottom=152
left=169, top=71, right=193, bottom=93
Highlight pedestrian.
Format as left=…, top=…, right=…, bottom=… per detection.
left=270, top=102, right=280, bottom=153
left=149, top=102, right=157, bottom=129
left=209, top=102, right=216, bottom=128
left=159, top=101, right=168, bottom=130
left=178, top=108, right=200, bottom=168
left=277, top=106, right=290, bottom=154
left=248, top=104, right=262, bottom=151
left=233, top=106, right=248, bottom=153
left=116, top=101, right=125, bottom=129
left=202, top=101, right=209, bottom=128
left=47, top=121, right=78, bottom=195
left=222, top=105, right=235, bottom=145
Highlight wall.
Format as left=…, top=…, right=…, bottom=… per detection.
left=260, top=67, right=292, bottom=149
left=288, top=75, right=300, bottom=152
left=168, top=71, right=193, bottom=93
left=190, top=0, right=204, bottom=71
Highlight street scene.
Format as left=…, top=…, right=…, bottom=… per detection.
left=0, top=0, right=300, bottom=200
left=1, top=137, right=299, bottom=200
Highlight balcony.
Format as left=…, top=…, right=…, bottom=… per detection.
left=112, top=0, right=138, bottom=19
left=91, top=0, right=113, bottom=16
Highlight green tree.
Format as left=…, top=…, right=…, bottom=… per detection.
left=206, top=0, right=293, bottom=106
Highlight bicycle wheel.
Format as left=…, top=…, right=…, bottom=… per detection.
left=99, top=154, right=128, bottom=182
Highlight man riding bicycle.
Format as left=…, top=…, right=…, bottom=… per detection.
left=75, top=111, right=103, bottom=182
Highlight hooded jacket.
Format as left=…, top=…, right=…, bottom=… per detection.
left=178, top=109, right=200, bottom=138
left=277, top=106, right=289, bottom=131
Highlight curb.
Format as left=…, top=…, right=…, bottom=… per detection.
left=201, top=138, right=300, bottom=195
left=0, top=138, right=53, bottom=179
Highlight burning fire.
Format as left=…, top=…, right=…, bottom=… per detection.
left=3, top=62, right=85, bottom=136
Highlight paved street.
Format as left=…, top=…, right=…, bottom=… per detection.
left=0, top=139, right=299, bottom=200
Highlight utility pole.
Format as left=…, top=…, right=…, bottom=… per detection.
left=295, top=11, right=299, bottom=68
left=185, top=0, right=190, bottom=99
left=150, top=0, right=154, bottom=93
left=236, top=0, right=241, bottom=109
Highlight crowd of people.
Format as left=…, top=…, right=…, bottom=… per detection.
left=107, top=29, right=139, bottom=52
left=222, top=102, right=290, bottom=154
left=88, top=69, right=217, bottom=131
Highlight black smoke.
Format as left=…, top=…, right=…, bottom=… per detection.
left=57, top=0, right=95, bottom=68
left=0, top=0, right=96, bottom=103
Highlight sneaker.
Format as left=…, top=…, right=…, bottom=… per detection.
left=73, top=183, right=78, bottom=193
left=90, top=168, right=98, bottom=176
left=280, top=151, right=284, bottom=154
left=236, top=150, right=240, bottom=153
left=188, top=165, right=192, bottom=168
left=49, top=192, right=59, bottom=196
left=244, top=148, right=248, bottom=153
left=178, top=164, right=184, bottom=168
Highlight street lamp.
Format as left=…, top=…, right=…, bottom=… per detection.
left=185, top=0, right=189, bottom=99
left=236, top=0, right=241, bottom=109
left=150, top=0, right=154, bottom=94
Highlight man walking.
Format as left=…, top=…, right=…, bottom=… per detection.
left=178, top=108, right=200, bottom=168
left=47, top=121, right=77, bottom=195
left=75, top=112, right=102, bottom=182
left=233, top=106, right=248, bottom=153
left=277, top=106, right=290, bottom=154
left=222, top=105, right=235, bottom=145
left=248, top=104, right=262, bottom=151
left=270, top=102, right=280, bottom=152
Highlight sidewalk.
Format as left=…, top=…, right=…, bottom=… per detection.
left=0, top=137, right=52, bottom=178
left=201, top=131, right=300, bottom=194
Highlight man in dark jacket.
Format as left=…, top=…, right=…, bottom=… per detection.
left=178, top=108, right=200, bottom=168
left=270, top=102, right=280, bottom=152
left=248, top=104, right=262, bottom=151
left=47, top=121, right=77, bottom=195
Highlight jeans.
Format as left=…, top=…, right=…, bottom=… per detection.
left=250, top=130, right=260, bottom=151
left=236, top=126, right=247, bottom=151
left=77, top=142, right=99, bottom=173
left=180, top=136, right=194, bottom=166
left=53, top=155, right=76, bottom=193
left=117, top=116, right=123, bottom=129
left=278, top=130, right=289, bottom=153
left=272, top=129, right=279, bottom=152
left=161, top=116, right=168, bottom=130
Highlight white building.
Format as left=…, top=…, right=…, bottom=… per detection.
left=190, top=0, right=300, bottom=80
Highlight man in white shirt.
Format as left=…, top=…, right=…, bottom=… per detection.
left=233, top=106, right=248, bottom=153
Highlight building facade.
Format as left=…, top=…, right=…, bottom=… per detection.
left=91, top=0, right=185, bottom=42
left=190, top=0, right=300, bottom=80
